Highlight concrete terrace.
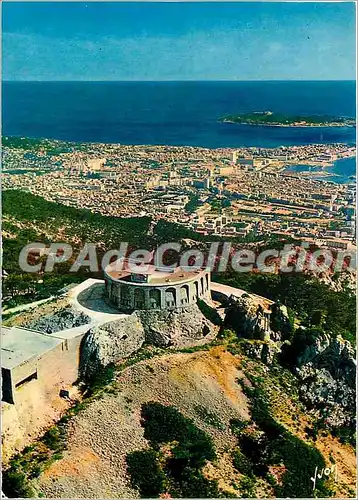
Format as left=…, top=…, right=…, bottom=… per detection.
left=68, top=278, right=128, bottom=324
left=211, top=282, right=274, bottom=310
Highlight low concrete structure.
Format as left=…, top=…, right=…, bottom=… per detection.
left=1, top=324, right=88, bottom=458
left=104, top=259, right=211, bottom=312
left=1, top=326, right=85, bottom=406
left=1, top=279, right=125, bottom=456
left=211, top=282, right=273, bottom=310
left=1, top=279, right=126, bottom=407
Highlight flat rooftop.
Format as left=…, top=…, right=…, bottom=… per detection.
left=105, top=259, right=207, bottom=286
left=1, top=326, right=62, bottom=370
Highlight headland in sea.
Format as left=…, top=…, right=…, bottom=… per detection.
left=219, top=111, right=356, bottom=128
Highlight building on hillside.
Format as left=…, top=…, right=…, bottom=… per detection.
left=1, top=326, right=86, bottom=406
left=104, top=259, right=211, bottom=311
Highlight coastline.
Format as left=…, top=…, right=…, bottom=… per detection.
left=220, top=119, right=356, bottom=128
left=4, top=134, right=355, bottom=185
left=283, top=156, right=356, bottom=184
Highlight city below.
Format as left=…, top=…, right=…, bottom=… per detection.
left=2, top=137, right=356, bottom=250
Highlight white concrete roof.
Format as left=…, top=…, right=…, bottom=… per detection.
left=104, top=259, right=207, bottom=286
left=1, top=326, right=62, bottom=370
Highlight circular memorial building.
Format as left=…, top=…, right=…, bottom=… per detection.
left=104, top=259, right=211, bottom=311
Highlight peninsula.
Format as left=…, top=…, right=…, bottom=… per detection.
left=219, top=111, right=356, bottom=128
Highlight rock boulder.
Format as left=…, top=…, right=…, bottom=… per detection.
left=80, top=315, right=145, bottom=378
left=136, top=302, right=217, bottom=348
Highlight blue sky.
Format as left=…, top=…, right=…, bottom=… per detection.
left=2, top=2, right=356, bottom=81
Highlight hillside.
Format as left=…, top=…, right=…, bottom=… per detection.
left=3, top=340, right=356, bottom=499
left=2, top=189, right=356, bottom=499
left=2, top=190, right=209, bottom=309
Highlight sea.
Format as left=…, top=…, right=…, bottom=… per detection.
left=284, top=157, right=356, bottom=184
left=2, top=80, right=356, bottom=182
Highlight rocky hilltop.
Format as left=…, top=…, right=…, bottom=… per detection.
left=81, top=302, right=218, bottom=379
left=2, top=282, right=356, bottom=499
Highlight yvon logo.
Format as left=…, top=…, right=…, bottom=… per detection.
left=311, top=464, right=338, bottom=491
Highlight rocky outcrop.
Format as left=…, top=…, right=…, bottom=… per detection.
left=224, top=296, right=292, bottom=343
left=295, top=335, right=356, bottom=427
left=239, top=339, right=280, bottom=366
left=311, top=269, right=356, bottom=293
left=296, top=333, right=355, bottom=377
left=80, top=315, right=145, bottom=378
left=26, top=306, right=91, bottom=333
left=224, top=296, right=271, bottom=341
left=80, top=303, right=218, bottom=377
left=136, top=302, right=217, bottom=348
left=223, top=295, right=355, bottom=428
left=269, top=302, right=293, bottom=341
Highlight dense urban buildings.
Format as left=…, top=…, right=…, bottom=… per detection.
left=2, top=139, right=355, bottom=250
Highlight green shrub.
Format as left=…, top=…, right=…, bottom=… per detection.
left=269, top=432, right=327, bottom=497
left=84, top=363, right=116, bottom=393
left=126, top=402, right=224, bottom=498
left=126, top=450, right=166, bottom=497
left=239, top=475, right=256, bottom=498
left=141, top=402, right=216, bottom=464
left=232, top=450, right=254, bottom=477
left=194, top=405, right=225, bottom=430
left=180, top=344, right=212, bottom=354
left=2, top=471, right=36, bottom=498
left=42, top=426, right=66, bottom=452
left=230, top=417, right=249, bottom=436
left=332, top=425, right=356, bottom=447
left=176, top=468, right=223, bottom=498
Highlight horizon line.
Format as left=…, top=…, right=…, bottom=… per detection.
left=3, top=79, right=356, bottom=83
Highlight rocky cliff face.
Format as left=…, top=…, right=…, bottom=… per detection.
left=224, top=296, right=292, bottom=343
left=269, top=302, right=293, bottom=341
left=80, top=315, right=145, bottom=378
left=238, top=339, right=281, bottom=366
left=224, top=295, right=356, bottom=429
left=295, top=334, right=356, bottom=427
left=80, top=302, right=218, bottom=378
left=136, top=302, right=217, bottom=348
left=224, top=296, right=272, bottom=341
